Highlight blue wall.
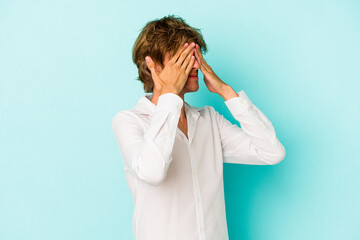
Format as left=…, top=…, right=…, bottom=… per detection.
left=1, top=0, right=359, bottom=239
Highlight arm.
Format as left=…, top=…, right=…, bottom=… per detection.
left=112, top=93, right=183, bottom=186
left=192, top=43, right=285, bottom=165
left=214, top=89, right=286, bottom=165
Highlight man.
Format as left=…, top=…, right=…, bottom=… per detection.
left=112, top=15, right=286, bottom=240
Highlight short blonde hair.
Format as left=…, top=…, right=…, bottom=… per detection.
left=132, top=14, right=208, bottom=93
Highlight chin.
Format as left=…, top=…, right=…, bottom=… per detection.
left=182, top=79, right=199, bottom=93
left=185, top=85, right=199, bottom=93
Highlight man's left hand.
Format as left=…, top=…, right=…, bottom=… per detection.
left=194, top=44, right=230, bottom=94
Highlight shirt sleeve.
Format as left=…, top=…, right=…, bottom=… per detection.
left=112, top=93, right=183, bottom=185
left=214, top=90, right=286, bottom=165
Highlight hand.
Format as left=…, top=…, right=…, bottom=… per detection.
left=194, top=44, right=228, bottom=94
left=145, top=42, right=196, bottom=94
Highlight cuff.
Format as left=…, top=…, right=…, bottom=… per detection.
left=224, top=90, right=253, bottom=115
left=156, top=93, right=184, bottom=113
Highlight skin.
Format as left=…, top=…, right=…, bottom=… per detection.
left=145, top=41, right=238, bottom=138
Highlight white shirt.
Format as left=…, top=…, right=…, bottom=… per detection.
left=112, top=90, right=286, bottom=240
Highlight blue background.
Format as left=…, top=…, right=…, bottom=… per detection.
left=1, top=0, right=359, bottom=239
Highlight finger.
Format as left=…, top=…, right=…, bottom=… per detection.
left=169, top=42, right=188, bottom=64
left=145, top=56, right=161, bottom=83
left=195, top=44, right=204, bottom=63
left=176, top=42, right=195, bottom=67
left=185, top=55, right=195, bottom=75
left=194, top=46, right=201, bottom=65
left=195, top=45, right=208, bottom=70
left=194, top=46, right=205, bottom=70
left=181, top=48, right=195, bottom=70
left=196, top=44, right=204, bottom=58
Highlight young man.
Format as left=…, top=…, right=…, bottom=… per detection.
left=112, top=15, right=286, bottom=240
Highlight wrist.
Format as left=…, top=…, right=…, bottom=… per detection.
left=219, top=85, right=238, bottom=101
left=160, top=86, right=179, bottom=96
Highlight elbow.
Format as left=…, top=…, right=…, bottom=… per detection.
left=141, top=171, right=167, bottom=186
left=135, top=155, right=171, bottom=186
left=269, top=144, right=286, bottom=165
left=146, top=176, right=166, bottom=186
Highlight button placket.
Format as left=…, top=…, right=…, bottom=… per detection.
left=183, top=104, right=205, bottom=239
left=188, top=145, right=206, bottom=240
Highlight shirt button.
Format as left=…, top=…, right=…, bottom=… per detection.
left=193, top=170, right=196, bottom=175
left=240, top=99, right=245, bottom=104
left=197, top=198, right=200, bottom=202
left=200, top=227, right=204, bottom=231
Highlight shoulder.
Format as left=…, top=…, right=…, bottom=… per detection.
left=200, top=105, right=218, bottom=116
left=188, top=104, right=220, bottom=122
left=190, top=104, right=218, bottom=114
left=185, top=103, right=214, bottom=116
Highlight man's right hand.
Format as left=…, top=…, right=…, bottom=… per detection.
left=145, top=42, right=196, bottom=95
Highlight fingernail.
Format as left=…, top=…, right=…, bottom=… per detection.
left=184, top=43, right=188, bottom=47
left=145, top=56, right=150, bottom=62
